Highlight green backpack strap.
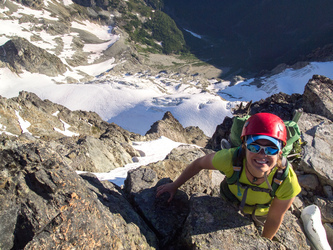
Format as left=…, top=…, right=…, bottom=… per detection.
left=227, top=146, right=243, bottom=185
left=225, top=148, right=289, bottom=200
left=270, top=156, right=289, bottom=197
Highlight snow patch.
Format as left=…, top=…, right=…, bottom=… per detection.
left=77, top=136, right=184, bottom=186
left=54, top=119, right=79, bottom=137
left=15, top=110, right=32, bottom=134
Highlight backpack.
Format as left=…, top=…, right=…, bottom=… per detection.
left=228, top=110, right=302, bottom=158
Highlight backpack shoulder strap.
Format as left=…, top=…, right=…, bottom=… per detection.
left=227, top=146, right=243, bottom=185
left=270, top=156, right=289, bottom=197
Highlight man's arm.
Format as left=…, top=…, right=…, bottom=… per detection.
left=156, top=152, right=216, bottom=202
left=262, top=197, right=295, bottom=239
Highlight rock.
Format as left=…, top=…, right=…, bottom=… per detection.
left=324, top=223, right=333, bottom=247
left=242, top=92, right=303, bottom=121
left=178, top=193, right=308, bottom=249
left=125, top=172, right=190, bottom=248
left=13, top=0, right=44, bottom=8
left=146, top=111, right=209, bottom=147
left=0, top=92, right=142, bottom=172
left=305, top=44, right=333, bottom=62
left=323, top=185, right=333, bottom=199
left=207, top=116, right=233, bottom=150
left=314, top=197, right=333, bottom=223
left=298, top=174, right=320, bottom=190
left=0, top=140, right=156, bottom=249
left=179, top=194, right=264, bottom=249
left=60, top=135, right=134, bottom=172
left=0, top=38, right=67, bottom=76
left=298, top=112, right=333, bottom=186
left=124, top=167, right=158, bottom=199
left=303, top=75, right=333, bottom=121
left=144, top=145, right=221, bottom=197
left=79, top=173, right=158, bottom=247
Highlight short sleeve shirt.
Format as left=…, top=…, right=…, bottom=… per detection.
left=212, top=148, right=302, bottom=215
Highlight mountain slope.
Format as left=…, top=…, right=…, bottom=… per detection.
left=161, top=0, right=333, bottom=76
left=0, top=0, right=333, bottom=138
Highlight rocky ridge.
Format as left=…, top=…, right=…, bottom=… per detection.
left=0, top=91, right=206, bottom=173
left=0, top=74, right=332, bottom=249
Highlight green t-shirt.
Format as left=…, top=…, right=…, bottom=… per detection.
left=212, top=148, right=302, bottom=216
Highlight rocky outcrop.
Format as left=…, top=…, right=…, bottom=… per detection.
left=0, top=91, right=209, bottom=173
left=303, top=75, right=333, bottom=121
left=298, top=112, right=333, bottom=185
left=14, top=0, right=44, bottom=9
left=0, top=38, right=67, bottom=77
left=0, top=139, right=157, bottom=249
left=146, top=111, right=209, bottom=147
left=0, top=91, right=144, bottom=173
left=124, top=168, right=308, bottom=249
left=0, top=75, right=333, bottom=249
left=180, top=194, right=307, bottom=249
left=304, top=44, right=333, bottom=62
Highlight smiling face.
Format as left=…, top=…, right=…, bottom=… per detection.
left=245, top=139, right=279, bottom=178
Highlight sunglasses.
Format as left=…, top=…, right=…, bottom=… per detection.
left=246, top=143, right=279, bottom=156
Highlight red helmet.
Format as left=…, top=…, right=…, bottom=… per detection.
left=241, top=113, right=287, bottom=146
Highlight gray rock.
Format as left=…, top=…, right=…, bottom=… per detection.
left=0, top=92, right=141, bottom=172
left=146, top=111, right=209, bottom=147
left=80, top=173, right=158, bottom=248
left=0, top=37, right=67, bottom=76
left=179, top=193, right=308, bottom=249
left=145, top=145, right=221, bottom=197
left=324, top=223, right=333, bottom=247
left=123, top=167, right=191, bottom=247
left=314, top=197, right=333, bottom=223
left=303, top=75, right=333, bottom=121
left=323, top=185, right=333, bottom=199
left=298, top=112, right=333, bottom=186
left=298, top=174, right=320, bottom=190
left=0, top=140, right=156, bottom=249
left=63, top=135, right=134, bottom=172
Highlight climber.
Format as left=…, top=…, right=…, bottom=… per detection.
left=156, top=113, right=301, bottom=240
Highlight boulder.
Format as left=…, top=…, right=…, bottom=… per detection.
left=145, top=145, right=222, bottom=197
left=59, top=135, right=134, bottom=172
left=0, top=139, right=157, bottom=249
left=303, top=75, right=333, bottom=121
left=125, top=170, right=190, bottom=248
left=298, top=112, right=333, bottom=186
left=178, top=193, right=308, bottom=249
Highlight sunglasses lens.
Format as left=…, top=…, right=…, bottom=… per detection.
left=247, top=144, right=261, bottom=153
left=265, top=147, right=279, bottom=155
left=247, top=144, right=279, bottom=155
